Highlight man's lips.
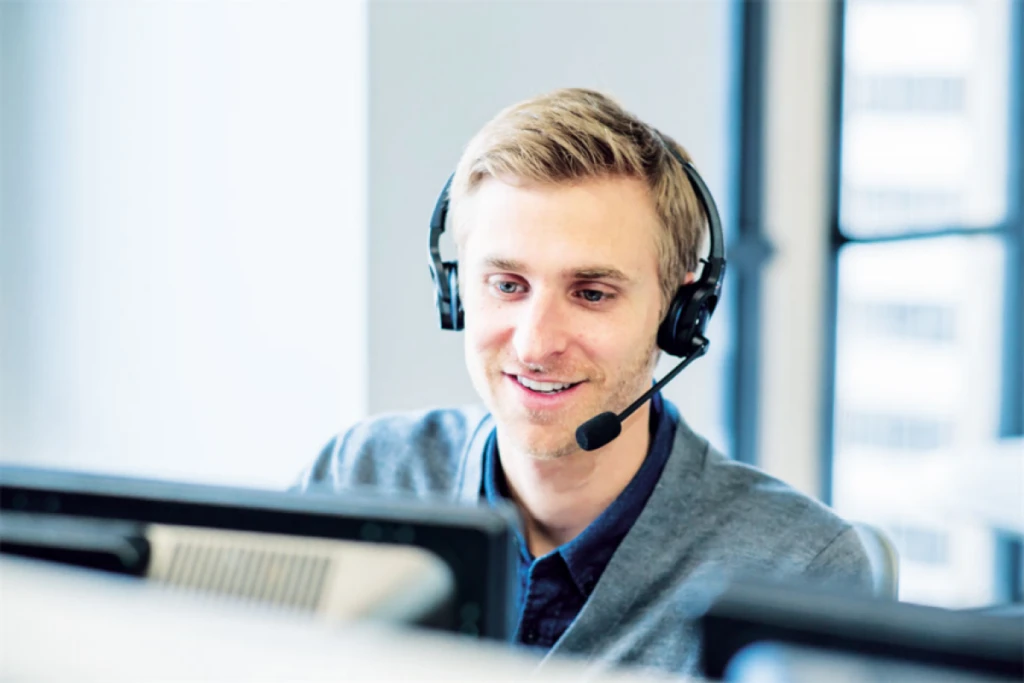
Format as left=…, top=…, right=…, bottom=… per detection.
left=503, top=373, right=588, bottom=402
left=503, top=372, right=586, bottom=388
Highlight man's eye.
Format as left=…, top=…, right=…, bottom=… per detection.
left=578, top=289, right=609, bottom=303
left=494, top=281, right=522, bottom=295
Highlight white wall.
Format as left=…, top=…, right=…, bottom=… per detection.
left=0, top=1, right=367, bottom=488
left=1, top=0, right=738, bottom=489
left=367, top=0, right=737, bottom=453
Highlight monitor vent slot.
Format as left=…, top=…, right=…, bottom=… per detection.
left=144, top=524, right=453, bottom=624
left=161, top=543, right=330, bottom=611
left=147, top=527, right=333, bottom=612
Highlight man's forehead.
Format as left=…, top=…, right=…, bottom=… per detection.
left=462, top=174, right=655, bottom=217
left=457, top=176, right=661, bottom=274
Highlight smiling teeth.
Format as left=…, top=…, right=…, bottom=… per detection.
left=517, top=376, right=574, bottom=393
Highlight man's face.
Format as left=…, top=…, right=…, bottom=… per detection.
left=458, top=175, right=665, bottom=459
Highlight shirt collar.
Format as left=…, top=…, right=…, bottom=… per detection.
left=481, top=427, right=532, bottom=566
left=481, top=392, right=678, bottom=596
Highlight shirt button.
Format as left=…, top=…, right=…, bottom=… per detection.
left=524, top=630, right=538, bottom=644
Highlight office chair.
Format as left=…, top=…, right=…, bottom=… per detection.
left=852, top=522, right=900, bottom=599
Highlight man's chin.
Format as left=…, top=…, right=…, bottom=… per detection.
left=491, top=401, right=602, bottom=458
left=493, top=417, right=581, bottom=460
left=519, top=438, right=578, bottom=461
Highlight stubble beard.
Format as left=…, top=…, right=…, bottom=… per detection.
left=499, top=341, right=660, bottom=461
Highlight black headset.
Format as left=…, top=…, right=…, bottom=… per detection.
left=428, top=136, right=726, bottom=360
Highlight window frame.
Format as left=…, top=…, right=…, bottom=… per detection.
left=728, top=0, right=773, bottom=466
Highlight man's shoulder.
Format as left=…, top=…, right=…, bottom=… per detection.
left=693, top=441, right=873, bottom=588
left=296, top=405, right=492, bottom=498
left=573, top=429, right=878, bottom=675
left=657, top=416, right=871, bottom=584
left=340, top=404, right=492, bottom=456
left=705, top=448, right=846, bottom=535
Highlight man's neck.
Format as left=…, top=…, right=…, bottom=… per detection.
left=497, top=404, right=652, bottom=558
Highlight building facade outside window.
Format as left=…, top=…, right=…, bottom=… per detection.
left=829, top=0, right=1023, bottom=608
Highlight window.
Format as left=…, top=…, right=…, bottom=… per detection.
left=840, top=412, right=955, bottom=452
left=846, top=300, right=958, bottom=343
left=841, top=188, right=963, bottom=232
left=827, top=0, right=1023, bottom=608
left=891, top=526, right=950, bottom=566
left=847, top=75, right=967, bottom=114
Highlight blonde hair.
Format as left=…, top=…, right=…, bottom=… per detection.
left=449, top=87, right=707, bottom=312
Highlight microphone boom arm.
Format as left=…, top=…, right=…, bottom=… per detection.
left=575, top=336, right=710, bottom=452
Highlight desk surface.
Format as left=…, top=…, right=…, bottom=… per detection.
left=0, top=556, right=681, bottom=682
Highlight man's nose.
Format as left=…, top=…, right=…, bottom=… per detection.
left=512, top=290, right=570, bottom=366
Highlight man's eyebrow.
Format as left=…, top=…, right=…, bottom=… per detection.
left=481, top=257, right=635, bottom=284
left=483, top=257, right=526, bottom=272
left=571, top=266, right=634, bottom=283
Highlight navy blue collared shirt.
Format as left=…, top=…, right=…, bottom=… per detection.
left=481, top=392, right=678, bottom=649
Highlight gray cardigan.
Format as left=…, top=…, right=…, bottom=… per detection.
left=297, top=403, right=874, bottom=677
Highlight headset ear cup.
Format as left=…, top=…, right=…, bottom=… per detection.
left=447, top=263, right=464, bottom=331
left=657, top=286, right=691, bottom=356
left=430, top=264, right=442, bottom=326
left=657, top=283, right=711, bottom=357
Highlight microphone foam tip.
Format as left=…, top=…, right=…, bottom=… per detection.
left=576, top=413, right=621, bottom=451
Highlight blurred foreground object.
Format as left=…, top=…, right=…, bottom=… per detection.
left=699, top=578, right=1024, bottom=681
left=0, top=555, right=675, bottom=682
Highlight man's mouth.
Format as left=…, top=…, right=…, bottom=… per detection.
left=512, top=375, right=584, bottom=394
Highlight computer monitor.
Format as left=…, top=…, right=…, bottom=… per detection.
left=698, top=578, right=1024, bottom=681
left=724, top=642, right=1018, bottom=683
left=0, top=464, right=519, bottom=639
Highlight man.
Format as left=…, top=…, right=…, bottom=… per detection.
left=297, top=88, right=874, bottom=676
